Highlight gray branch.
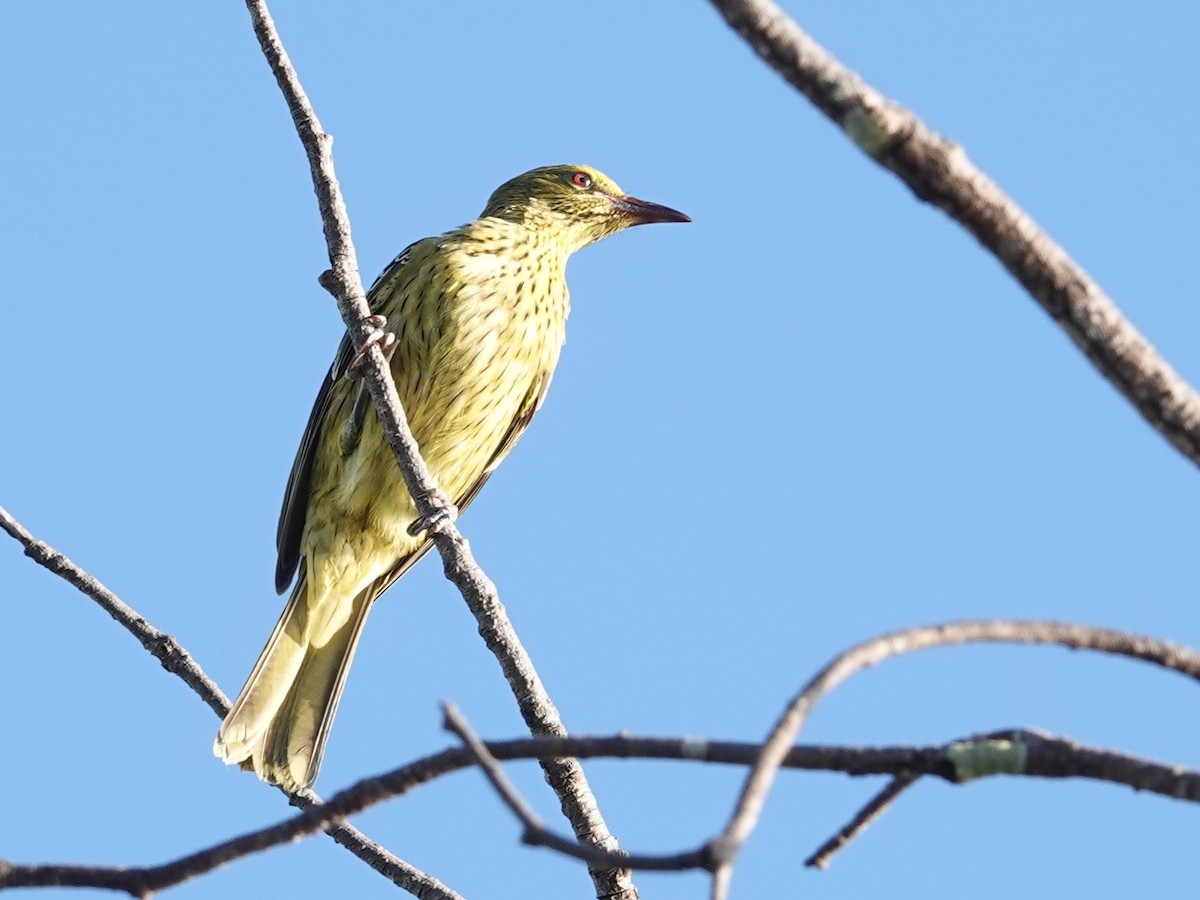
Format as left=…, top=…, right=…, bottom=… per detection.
left=0, top=505, right=460, bottom=898
left=12, top=489, right=1197, bottom=897
left=804, top=774, right=919, bottom=870
left=240, top=2, right=633, bottom=897
left=706, top=0, right=1200, bottom=466
left=706, top=619, right=1200, bottom=897
left=0, top=506, right=228, bottom=718
left=4, top=723, right=1198, bottom=894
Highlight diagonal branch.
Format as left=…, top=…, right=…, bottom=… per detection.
left=0, top=504, right=460, bottom=900
left=804, top=774, right=919, bottom=870
left=706, top=0, right=1200, bottom=467
left=241, top=3, right=633, bottom=897
left=441, top=705, right=706, bottom=873
left=0, top=505, right=227, bottom=718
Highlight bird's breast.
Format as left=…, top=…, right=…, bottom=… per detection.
left=393, top=245, right=568, bottom=497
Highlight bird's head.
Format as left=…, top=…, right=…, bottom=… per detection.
left=480, top=164, right=690, bottom=252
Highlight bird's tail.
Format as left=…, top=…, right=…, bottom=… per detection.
left=213, top=572, right=373, bottom=792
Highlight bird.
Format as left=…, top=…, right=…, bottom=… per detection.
left=214, top=164, right=689, bottom=790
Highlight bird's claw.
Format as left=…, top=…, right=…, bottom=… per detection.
left=346, top=315, right=397, bottom=379
left=407, top=487, right=459, bottom=537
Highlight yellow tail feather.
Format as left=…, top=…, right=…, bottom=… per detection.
left=214, top=573, right=373, bottom=791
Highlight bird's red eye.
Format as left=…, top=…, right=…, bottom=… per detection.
left=571, top=171, right=593, bottom=189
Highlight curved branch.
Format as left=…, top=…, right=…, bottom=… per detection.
left=706, top=0, right=1200, bottom=466
left=709, top=620, right=1200, bottom=895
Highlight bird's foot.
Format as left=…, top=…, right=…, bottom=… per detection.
left=346, top=315, right=397, bottom=378
left=407, top=486, right=459, bottom=537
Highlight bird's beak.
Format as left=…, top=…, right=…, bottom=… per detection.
left=609, top=194, right=691, bottom=225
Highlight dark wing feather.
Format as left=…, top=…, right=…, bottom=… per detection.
left=273, top=244, right=417, bottom=594
left=273, top=345, right=348, bottom=594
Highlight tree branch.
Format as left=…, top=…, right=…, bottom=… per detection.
left=0, top=505, right=227, bottom=718
left=241, top=3, right=633, bottom=896
left=706, top=0, right=1200, bottom=467
left=804, top=774, right=919, bottom=870
left=707, top=620, right=1200, bottom=897
left=13, top=480, right=1198, bottom=898
left=0, top=504, right=460, bottom=900
left=4, top=722, right=1197, bottom=895
left=441, top=705, right=706, bottom=873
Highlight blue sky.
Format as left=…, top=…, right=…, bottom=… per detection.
left=3, top=2, right=1199, bottom=898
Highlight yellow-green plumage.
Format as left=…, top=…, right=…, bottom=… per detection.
left=214, top=164, right=687, bottom=790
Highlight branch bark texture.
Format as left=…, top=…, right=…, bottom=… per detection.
left=707, top=0, right=1200, bottom=466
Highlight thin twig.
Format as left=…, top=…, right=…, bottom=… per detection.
left=442, top=704, right=546, bottom=829
left=707, top=620, right=1200, bottom=897
left=0, top=504, right=460, bottom=900
left=442, top=705, right=705, bottom=872
left=6, top=720, right=1198, bottom=895
left=241, top=3, right=634, bottom=897
left=287, top=788, right=462, bottom=899
left=706, top=0, right=1200, bottom=467
left=0, top=505, right=227, bottom=717
left=805, top=774, right=919, bottom=870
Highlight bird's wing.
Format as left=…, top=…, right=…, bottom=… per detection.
left=273, top=243, right=418, bottom=595
left=458, top=368, right=554, bottom=513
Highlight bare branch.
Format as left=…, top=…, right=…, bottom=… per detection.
left=12, top=476, right=1199, bottom=897
left=441, top=705, right=708, bottom=873
left=708, top=620, right=1200, bottom=894
left=5, top=723, right=1197, bottom=895
left=287, top=789, right=463, bottom=899
left=810, top=720, right=1200, bottom=868
left=241, top=3, right=634, bottom=896
left=0, top=505, right=460, bottom=899
left=706, top=0, right=1200, bottom=467
left=805, top=774, right=919, bottom=870
left=0, top=505, right=227, bottom=717
left=442, top=704, right=547, bottom=833
left=0, top=786, right=459, bottom=899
